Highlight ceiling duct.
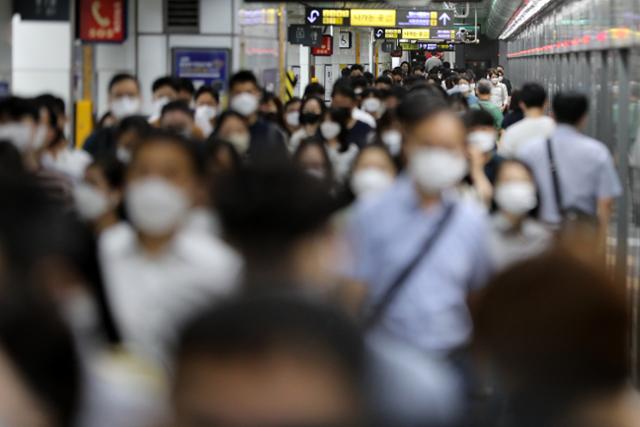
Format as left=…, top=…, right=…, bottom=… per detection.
left=485, top=0, right=524, bottom=39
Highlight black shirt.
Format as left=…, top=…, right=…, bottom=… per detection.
left=484, top=153, right=505, bottom=185
left=347, top=120, right=373, bottom=149
left=248, top=119, right=288, bottom=163
left=502, top=110, right=524, bottom=130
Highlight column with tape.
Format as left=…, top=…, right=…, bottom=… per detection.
left=285, top=70, right=297, bottom=101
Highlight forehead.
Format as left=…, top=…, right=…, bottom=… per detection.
left=131, top=141, right=193, bottom=169
left=162, top=110, right=193, bottom=122
left=110, top=78, right=139, bottom=95
left=231, top=81, right=258, bottom=93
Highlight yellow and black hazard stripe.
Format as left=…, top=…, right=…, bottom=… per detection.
left=285, top=70, right=297, bottom=101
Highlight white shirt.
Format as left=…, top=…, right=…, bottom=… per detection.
left=353, top=108, right=377, bottom=129
left=490, top=83, right=509, bottom=109
left=41, top=148, right=93, bottom=181
left=489, top=214, right=552, bottom=271
left=99, top=223, right=242, bottom=365
left=500, top=116, right=556, bottom=158
left=289, top=127, right=314, bottom=153
left=327, top=143, right=359, bottom=182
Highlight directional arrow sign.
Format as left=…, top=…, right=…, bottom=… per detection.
left=307, top=9, right=321, bottom=24
left=374, top=28, right=385, bottom=39
left=438, top=12, right=451, bottom=26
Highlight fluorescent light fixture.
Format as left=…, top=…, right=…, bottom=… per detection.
left=499, top=0, right=556, bottom=40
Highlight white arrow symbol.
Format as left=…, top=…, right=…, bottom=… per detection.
left=307, top=10, right=320, bottom=24
left=439, top=12, right=451, bottom=26
left=376, top=29, right=384, bottom=38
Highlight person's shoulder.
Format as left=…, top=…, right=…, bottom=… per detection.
left=353, top=176, right=410, bottom=220
left=176, top=229, right=241, bottom=267
left=99, top=222, right=136, bottom=259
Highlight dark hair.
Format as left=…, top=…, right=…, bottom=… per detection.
left=260, top=91, right=285, bottom=129
left=177, top=77, right=195, bottom=95
left=230, top=70, right=259, bottom=91
left=303, top=82, right=325, bottom=99
left=448, top=92, right=469, bottom=111
left=413, top=64, right=425, bottom=73
left=476, top=79, right=493, bottom=96
left=403, top=75, right=425, bottom=89
left=293, top=137, right=335, bottom=187
left=361, top=87, right=381, bottom=100
left=351, top=64, right=365, bottom=73
left=0, top=96, right=39, bottom=122
left=351, top=76, right=369, bottom=91
left=473, top=252, right=629, bottom=423
left=331, top=79, right=356, bottom=100
left=341, top=67, right=352, bottom=78
left=445, top=74, right=461, bottom=90
left=407, top=82, right=447, bottom=100
left=443, top=61, right=451, bottom=69
left=508, top=90, right=523, bottom=113
left=96, top=111, right=114, bottom=129
left=0, top=285, right=80, bottom=426
left=108, top=73, right=139, bottom=93
left=397, top=90, right=450, bottom=128
left=400, top=61, right=411, bottom=69
left=391, top=68, right=403, bottom=77
left=88, top=156, right=125, bottom=189
left=299, top=96, right=327, bottom=125
left=363, top=71, right=374, bottom=86
left=204, top=138, right=242, bottom=176
left=214, top=163, right=339, bottom=265
left=160, top=100, right=194, bottom=119
left=464, top=108, right=495, bottom=129
left=0, top=140, right=25, bottom=175
left=284, top=97, right=302, bottom=111
left=35, top=94, right=65, bottom=118
left=152, top=76, right=179, bottom=94
left=553, top=92, right=588, bottom=125
left=175, top=293, right=365, bottom=388
left=494, top=159, right=540, bottom=217
left=326, top=107, right=352, bottom=153
left=115, top=115, right=152, bottom=141
left=375, top=76, right=393, bottom=86
left=195, top=85, right=220, bottom=104
left=520, top=83, right=547, bottom=109
left=131, top=129, right=204, bottom=176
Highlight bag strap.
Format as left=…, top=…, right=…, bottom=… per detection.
left=546, top=138, right=564, bottom=218
left=363, top=203, right=457, bottom=330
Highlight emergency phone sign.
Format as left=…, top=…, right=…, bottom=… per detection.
left=78, top=0, right=127, bottom=43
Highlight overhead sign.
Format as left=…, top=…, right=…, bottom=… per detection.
left=78, top=0, right=127, bottom=43
left=305, top=7, right=350, bottom=26
left=374, top=27, right=402, bottom=40
left=397, top=10, right=439, bottom=27
left=398, top=42, right=419, bottom=51
left=401, top=28, right=457, bottom=40
left=288, top=25, right=323, bottom=47
left=381, top=41, right=396, bottom=53
left=350, top=9, right=396, bottom=27
left=172, top=48, right=230, bottom=92
left=13, top=0, right=70, bottom=21
left=311, top=35, right=333, bottom=56
left=418, top=43, right=456, bottom=51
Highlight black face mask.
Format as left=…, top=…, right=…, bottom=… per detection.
left=300, top=112, right=321, bottom=125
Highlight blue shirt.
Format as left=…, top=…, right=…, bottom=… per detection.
left=347, top=175, right=493, bottom=354
left=517, top=124, right=622, bottom=224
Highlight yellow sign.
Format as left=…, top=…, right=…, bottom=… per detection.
left=402, top=28, right=430, bottom=39
left=399, top=42, right=418, bottom=51
left=75, top=100, right=93, bottom=149
left=323, top=9, right=349, bottom=25
left=351, top=9, right=396, bottom=27
left=384, top=28, right=402, bottom=39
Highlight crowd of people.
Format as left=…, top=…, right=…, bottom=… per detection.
left=0, top=59, right=637, bottom=427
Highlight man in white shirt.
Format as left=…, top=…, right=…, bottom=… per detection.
left=500, top=82, right=556, bottom=158
left=100, top=130, right=242, bottom=366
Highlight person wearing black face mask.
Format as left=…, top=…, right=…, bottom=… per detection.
left=331, top=79, right=373, bottom=149
left=259, top=91, right=286, bottom=131
left=289, top=96, right=327, bottom=153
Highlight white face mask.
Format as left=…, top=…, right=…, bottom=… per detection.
left=320, top=121, right=341, bottom=140
left=361, top=98, right=382, bottom=114
left=495, top=181, right=537, bottom=215
left=306, top=167, right=326, bottom=181
left=468, top=131, right=496, bottom=153
left=354, top=87, right=364, bottom=95
left=230, top=93, right=259, bottom=117
left=125, top=177, right=190, bottom=236
left=409, top=147, right=468, bottom=194
left=111, top=96, right=141, bottom=120
left=285, top=111, right=300, bottom=127
left=381, top=130, right=402, bottom=156
left=0, top=123, right=33, bottom=152
left=151, top=96, right=171, bottom=117
left=226, top=132, right=251, bottom=155
left=491, top=78, right=499, bottom=85
left=196, top=105, right=217, bottom=121
left=73, top=182, right=111, bottom=221
left=117, top=147, right=131, bottom=164
left=458, top=84, right=470, bottom=95
left=351, top=168, right=394, bottom=198
left=498, top=76, right=504, bottom=82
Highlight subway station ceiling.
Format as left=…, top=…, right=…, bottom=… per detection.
left=281, top=0, right=518, bottom=38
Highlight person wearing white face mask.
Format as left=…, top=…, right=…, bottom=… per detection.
left=320, top=108, right=359, bottom=182
left=194, top=85, right=220, bottom=138
left=212, top=110, right=252, bottom=157
left=84, top=73, right=143, bottom=158
left=488, top=68, right=509, bottom=112
left=148, top=76, right=179, bottom=125
left=283, top=97, right=302, bottom=136
left=228, top=71, right=287, bottom=162
left=489, top=160, right=551, bottom=271
left=344, top=92, right=493, bottom=354
left=349, top=144, right=397, bottom=201
left=73, top=158, right=124, bottom=234
left=360, top=88, right=386, bottom=121
left=99, top=130, right=242, bottom=365
left=457, top=74, right=479, bottom=107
